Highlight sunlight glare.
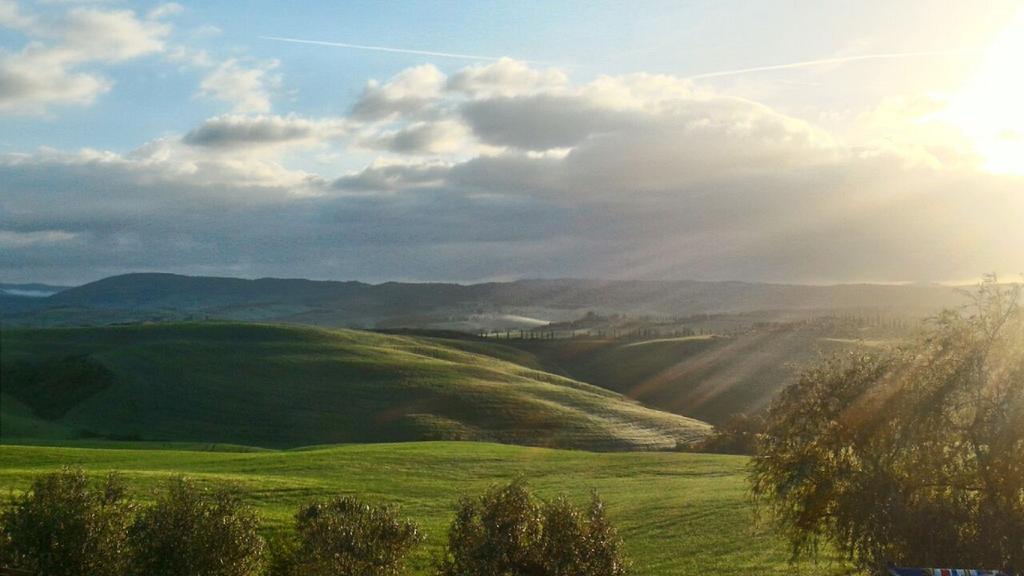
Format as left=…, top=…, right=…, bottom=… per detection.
left=941, top=8, right=1024, bottom=174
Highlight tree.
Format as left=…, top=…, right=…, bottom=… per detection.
left=129, top=477, right=265, bottom=576
left=751, top=277, right=1024, bottom=572
left=282, top=496, right=422, bottom=576
left=438, top=480, right=629, bottom=576
left=0, top=467, right=135, bottom=576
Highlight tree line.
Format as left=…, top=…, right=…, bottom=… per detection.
left=0, top=471, right=628, bottom=576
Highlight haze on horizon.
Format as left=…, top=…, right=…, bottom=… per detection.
left=1, top=0, right=1022, bottom=286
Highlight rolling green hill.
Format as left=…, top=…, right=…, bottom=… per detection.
left=0, top=441, right=848, bottom=576
left=0, top=323, right=708, bottom=450
left=419, top=328, right=900, bottom=425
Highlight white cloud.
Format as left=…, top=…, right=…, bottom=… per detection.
left=447, top=58, right=568, bottom=97
left=0, top=0, right=35, bottom=30
left=147, top=2, right=183, bottom=20
left=350, top=64, right=446, bottom=120
left=0, top=45, right=112, bottom=113
left=61, top=7, right=169, bottom=61
left=359, top=120, right=470, bottom=155
left=0, top=4, right=169, bottom=115
left=199, top=58, right=281, bottom=114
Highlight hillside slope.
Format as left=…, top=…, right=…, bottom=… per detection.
left=0, top=323, right=708, bottom=450
left=422, top=328, right=900, bottom=424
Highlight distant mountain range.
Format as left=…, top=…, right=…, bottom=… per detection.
left=0, top=272, right=967, bottom=329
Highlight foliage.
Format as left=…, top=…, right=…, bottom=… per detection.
left=129, top=477, right=265, bottom=576
left=438, top=480, right=629, bottom=576
left=694, top=413, right=764, bottom=454
left=264, top=533, right=301, bottom=576
left=751, top=277, right=1024, bottom=572
left=282, top=496, right=423, bottom=576
left=0, top=467, right=135, bottom=576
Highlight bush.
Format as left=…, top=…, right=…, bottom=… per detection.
left=694, top=413, right=764, bottom=455
left=0, top=467, right=135, bottom=576
left=751, top=278, right=1024, bottom=572
left=280, top=496, right=422, bottom=576
left=129, top=477, right=265, bottom=576
left=438, top=480, right=629, bottom=576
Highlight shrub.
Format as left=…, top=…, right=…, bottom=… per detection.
left=0, top=467, right=135, bottom=576
left=129, top=477, right=265, bottom=576
left=264, top=533, right=301, bottom=576
left=282, top=496, right=422, bottom=576
left=751, top=278, right=1024, bottom=572
left=694, top=412, right=764, bottom=455
left=438, top=480, right=629, bottom=576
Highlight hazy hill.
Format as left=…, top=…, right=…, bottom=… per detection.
left=0, top=323, right=708, bottom=450
left=1, top=272, right=965, bottom=328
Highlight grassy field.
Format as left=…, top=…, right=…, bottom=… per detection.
left=0, top=323, right=708, bottom=450
left=0, top=441, right=849, bottom=576
left=427, top=330, right=884, bottom=424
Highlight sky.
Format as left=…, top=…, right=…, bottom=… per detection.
left=1, top=0, right=1023, bottom=285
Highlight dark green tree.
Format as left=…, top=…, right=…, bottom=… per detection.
left=438, top=480, right=629, bottom=576
left=0, top=467, right=135, bottom=576
left=129, top=477, right=265, bottom=576
left=281, top=496, right=422, bottom=576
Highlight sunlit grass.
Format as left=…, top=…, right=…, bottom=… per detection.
left=0, top=442, right=850, bottom=576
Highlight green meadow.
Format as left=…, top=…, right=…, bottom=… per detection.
left=0, top=322, right=851, bottom=573
left=0, top=323, right=708, bottom=450
left=0, top=441, right=848, bottom=576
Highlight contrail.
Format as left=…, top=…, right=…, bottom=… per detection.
left=260, top=35, right=542, bottom=63
left=685, top=48, right=981, bottom=80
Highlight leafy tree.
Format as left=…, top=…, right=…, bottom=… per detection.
left=129, top=477, right=265, bottom=576
left=438, top=480, right=629, bottom=576
left=0, top=467, right=135, bottom=576
left=282, top=496, right=422, bottom=576
left=751, top=277, right=1024, bottom=572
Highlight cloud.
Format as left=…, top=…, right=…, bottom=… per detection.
left=61, top=7, right=169, bottom=61
left=183, top=114, right=345, bottom=149
left=0, top=229, right=77, bottom=248
left=359, top=120, right=469, bottom=154
left=198, top=58, right=282, bottom=114
left=0, top=0, right=35, bottom=30
left=0, top=4, right=169, bottom=115
left=447, top=58, right=568, bottom=96
left=350, top=64, right=445, bottom=121
left=0, top=46, right=112, bottom=112
left=147, top=2, right=183, bottom=20
left=3, top=60, right=1022, bottom=284
left=332, top=160, right=450, bottom=192
left=460, top=94, right=631, bottom=150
